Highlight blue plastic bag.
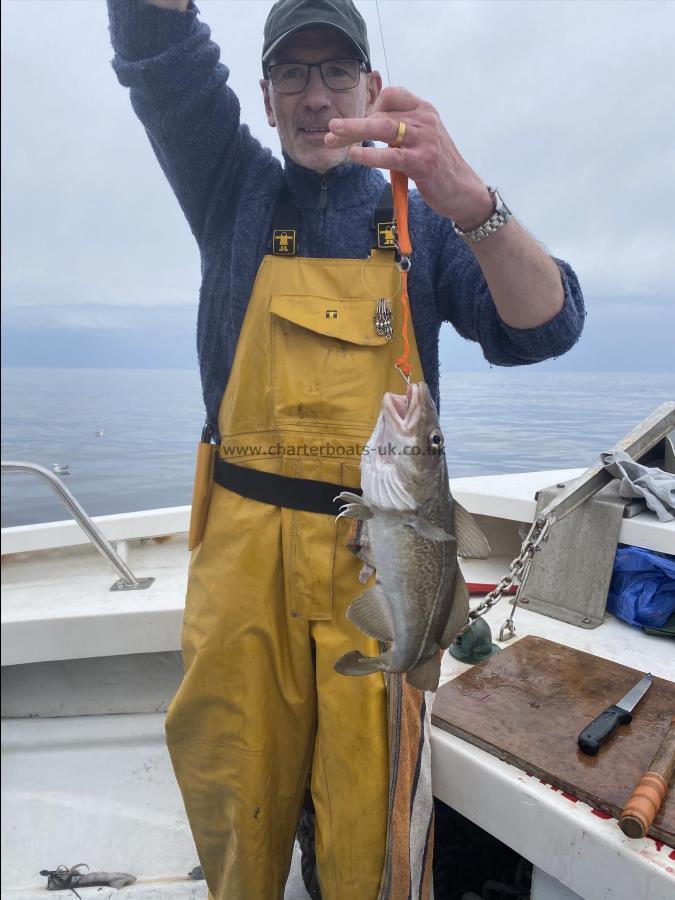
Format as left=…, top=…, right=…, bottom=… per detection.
left=606, top=545, right=675, bottom=629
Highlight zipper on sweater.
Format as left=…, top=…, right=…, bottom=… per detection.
left=318, top=175, right=328, bottom=210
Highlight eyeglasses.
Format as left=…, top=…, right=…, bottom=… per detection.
left=268, top=59, right=364, bottom=95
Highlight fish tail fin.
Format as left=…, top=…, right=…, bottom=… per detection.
left=406, top=652, right=441, bottom=692
left=334, top=649, right=390, bottom=677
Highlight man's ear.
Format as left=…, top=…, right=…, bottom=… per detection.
left=260, top=79, right=276, bottom=127
left=365, top=70, right=383, bottom=114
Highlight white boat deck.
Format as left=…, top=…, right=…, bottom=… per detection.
left=435, top=603, right=675, bottom=900
left=3, top=468, right=673, bottom=669
left=451, top=468, right=675, bottom=555
left=2, top=468, right=674, bottom=898
left=2, top=530, right=188, bottom=666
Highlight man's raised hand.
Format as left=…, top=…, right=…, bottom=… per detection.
left=325, top=86, right=493, bottom=229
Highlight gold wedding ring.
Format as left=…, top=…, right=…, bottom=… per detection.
left=391, top=120, right=406, bottom=148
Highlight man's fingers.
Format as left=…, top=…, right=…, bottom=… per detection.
left=348, top=144, right=407, bottom=172
left=372, top=85, right=421, bottom=114
left=327, top=116, right=414, bottom=148
left=326, top=86, right=428, bottom=148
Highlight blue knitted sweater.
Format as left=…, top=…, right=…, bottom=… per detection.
left=107, top=0, right=585, bottom=434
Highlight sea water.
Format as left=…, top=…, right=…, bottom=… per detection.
left=2, top=367, right=673, bottom=527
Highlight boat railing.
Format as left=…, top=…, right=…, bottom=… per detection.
left=1, top=461, right=155, bottom=591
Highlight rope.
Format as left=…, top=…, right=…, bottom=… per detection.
left=392, top=169, right=412, bottom=380
left=40, top=865, right=84, bottom=898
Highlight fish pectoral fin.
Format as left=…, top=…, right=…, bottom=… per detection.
left=405, top=514, right=454, bottom=542
left=347, top=583, right=394, bottom=642
left=455, top=502, right=491, bottom=559
left=440, top=570, right=471, bottom=648
left=334, top=649, right=390, bottom=677
left=406, top=653, right=441, bottom=692
left=335, top=492, right=374, bottom=520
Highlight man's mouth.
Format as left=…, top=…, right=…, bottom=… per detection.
left=299, top=127, right=329, bottom=134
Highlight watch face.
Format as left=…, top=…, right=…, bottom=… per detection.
left=492, top=189, right=511, bottom=216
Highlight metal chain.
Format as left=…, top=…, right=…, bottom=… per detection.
left=458, top=516, right=551, bottom=636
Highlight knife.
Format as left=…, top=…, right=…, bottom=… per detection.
left=578, top=672, right=653, bottom=756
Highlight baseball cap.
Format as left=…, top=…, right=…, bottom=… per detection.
left=262, top=0, right=371, bottom=76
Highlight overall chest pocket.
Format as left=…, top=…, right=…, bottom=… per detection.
left=270, top=294, right=392, bottom=432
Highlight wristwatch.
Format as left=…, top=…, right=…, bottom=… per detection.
left=452, top=187, right=512, bottom=244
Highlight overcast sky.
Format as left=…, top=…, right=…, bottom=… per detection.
left=2, top=0, right=674, bottom=372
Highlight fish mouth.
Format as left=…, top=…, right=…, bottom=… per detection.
left=361, top=382, right=434, bottom=509
left=366, top=383, right=423, bottom=467
left=382, top=383, right=422, bottom=435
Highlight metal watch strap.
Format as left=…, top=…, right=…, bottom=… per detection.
left=452, top=187, right=512, bottom=244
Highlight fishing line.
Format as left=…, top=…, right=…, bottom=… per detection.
left=359, top=260, right=402, bottom=303
left=375, top=0, right=391, bottom=85
left=374, top=0, right=414, bottom=385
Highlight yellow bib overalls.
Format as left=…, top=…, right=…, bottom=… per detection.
left=165, top=244, right=424, bottom=899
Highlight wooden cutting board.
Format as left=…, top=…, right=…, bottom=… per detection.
left=432, top=635, right=675, bottom=844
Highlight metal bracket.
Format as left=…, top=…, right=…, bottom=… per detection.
left=537, top=402, right=675, bottom=527
left=110, top=576, right=156, bottom=592
left=516, top=402, right=675, bottom=629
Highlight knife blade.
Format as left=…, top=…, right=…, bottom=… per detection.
left=578, top=672, right=653, bottom=756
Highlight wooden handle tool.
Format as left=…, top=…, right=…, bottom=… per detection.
left=619, top=716, right=675, bottom=838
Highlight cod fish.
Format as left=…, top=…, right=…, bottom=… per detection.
left=335, top=382, right=489, bottom=692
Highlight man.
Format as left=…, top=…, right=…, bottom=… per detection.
left=107, top=1, right=585, bottom=898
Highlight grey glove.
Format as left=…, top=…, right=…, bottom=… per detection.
left=601, top=449, right=675, bottom=522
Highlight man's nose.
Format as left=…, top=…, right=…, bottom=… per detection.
left=301, top=65, right=332, bottom=111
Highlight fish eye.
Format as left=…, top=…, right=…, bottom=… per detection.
left=429, top=430, right=444, bottom=452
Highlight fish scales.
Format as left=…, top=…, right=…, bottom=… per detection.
left=369, top=507, right=455, bottom=667
left=334, top=382, right=479, bottom=692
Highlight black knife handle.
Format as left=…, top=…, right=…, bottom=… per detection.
left=578, top=705, right=633, bottom=756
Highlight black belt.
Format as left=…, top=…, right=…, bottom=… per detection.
left=213, top=456, right=361, bottom=516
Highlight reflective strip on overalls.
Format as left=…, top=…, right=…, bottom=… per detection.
left=166, top=220, right=427, bottom=899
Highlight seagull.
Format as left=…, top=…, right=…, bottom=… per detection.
left=52, top=463, right=70, bottom=475
left=94, top=430, right=105, bottom=437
